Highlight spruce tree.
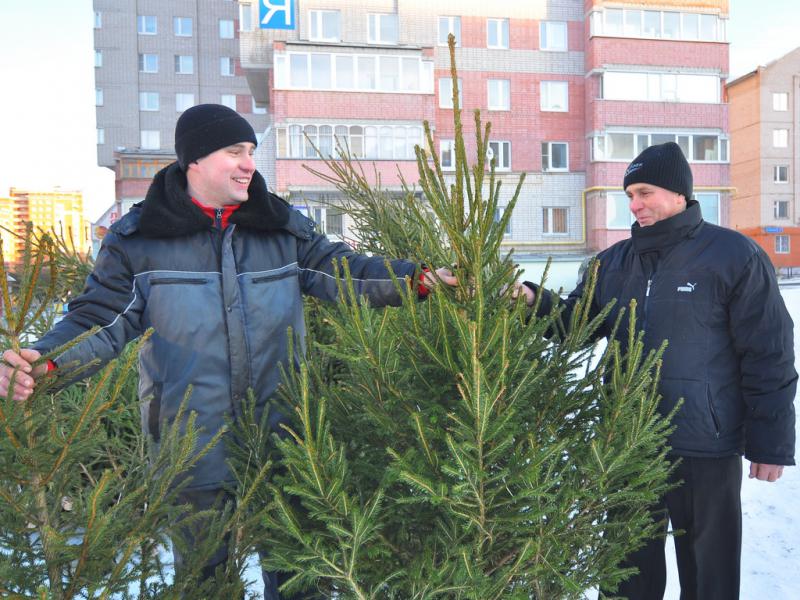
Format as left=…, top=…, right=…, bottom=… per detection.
left=235, top=37, right=674, bottom=598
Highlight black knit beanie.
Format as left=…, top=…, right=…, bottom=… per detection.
left=623, top=142, right=693, bottom=201
left=174, top=104, right=258, bottom=170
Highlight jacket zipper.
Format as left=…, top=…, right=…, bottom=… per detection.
left=214, top=208, right=223, bottom=229
left=643, top=278, right=652, bottom=330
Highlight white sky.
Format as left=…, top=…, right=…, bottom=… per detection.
left=0, top=0, right=798, bottom=221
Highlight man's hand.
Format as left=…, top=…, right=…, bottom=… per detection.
left=510, top=282, right=535, bottom=307
left=748, top=462, right=784, bottom=482
left=423, top=267, right=458, bottom=289
left=0, top=349, right=46, bottom=401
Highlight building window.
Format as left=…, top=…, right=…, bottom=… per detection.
left=488, top=79, right=510, bottom=110
left=487, top=18, right=509, bottom=49
left=137, top=15, right=157, bottom=35
left=494, top=207, right=512, bottom=235
left=309, top=10, right=340, bottom=42
left=176, top=93, right=195, bottom=112
left=175, top=55, right=194, bottom=74
left=439, top=77, right=462, bottom=109
left=773, top=92, right=789, bottom=111
left=592, top=132, right=728, bottom=163
left=221, top=57, right=235, bottom=76
left=440, top=139, right=455, bottom=170
left=95, top=88, right=103, bottom=106
left=774, top=201, right=790, bottom=219
left=97, top=128, right=105, bottom=145
left=602, top=72, right=720, bottom=104
left=607, top=192, right=634, bottom=229
left=140, top=130, right=160, bottom=150
left=775, top=235, right=790, bottom=254
left=540, top=21, right=567, bottom=51
left=239, top=3, right=253, bottom=31
left=139, top=53, right=158, bottom=73
left=139, top=92, right=159, bottom=111
left=487, top=141, right=511, bottom=171
left=252, top=98, right=266, bottom=114
left=94, top=11, right=102, bottom=29
left=543, top=207, right=568, bottom=235
left=326, top=208, right=344, bottom=236
left=368, top=13, right=398, bottom=44
left=221, top=94, right=237, bottom=110
left=775, top=165, right=789, bottom=183
left=94, top=50, right=102, bottom=68
left=219, top=19, right=234, bottom=39
left=438, top=16, right=461, bottom=46
left=277, top=123, right=421, bottom=160
left=542, top=142, right=568, bottom=172
left=174, top=17, right=192, bottom=37
left=594, top=9, right=724, bottom=42
left=540, top=81, right=568, bottom=111
left=773, top=129, right=789, bottom=148
left=695, top=192, right=719, bottom=225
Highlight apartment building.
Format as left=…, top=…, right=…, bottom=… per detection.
left=238, top=0, right=730, bottom=285
left=728, top=46, right=800, bottom=274
left=0, top=189, right=89, bottom=265
left=92, top=0, right=269, bottom=213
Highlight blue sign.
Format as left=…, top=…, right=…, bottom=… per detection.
left=765, top=226, right=784, bottom=233
left=260, top=0, right=295, bottom=30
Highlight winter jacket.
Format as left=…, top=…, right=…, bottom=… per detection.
left=529, top=201, right=796, bottom=464
left=33, top=163, right=420, bottom=489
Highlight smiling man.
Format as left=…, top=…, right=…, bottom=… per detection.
left=0, top=104, right=455, bottom=596
left=518, top=142, right=796, bottom=600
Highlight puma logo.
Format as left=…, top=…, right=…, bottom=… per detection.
left=677, top=282, right=697, bottom=293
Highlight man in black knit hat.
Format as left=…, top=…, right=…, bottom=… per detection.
left=0, top=104, right=456, bottom=596
left=516, top=142, right=796, bottom=600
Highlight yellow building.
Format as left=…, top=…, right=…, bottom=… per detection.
left=0, top=188, right=90, bottom=265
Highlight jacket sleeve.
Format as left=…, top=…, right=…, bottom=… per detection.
left=32, top=232, right=145, bottom=379
left=295, top=232, right=418, bottom=307
left=728, top=249, right=797, bottom=465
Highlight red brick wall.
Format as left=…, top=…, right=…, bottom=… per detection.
left=740, top=227, right=800, bottom=269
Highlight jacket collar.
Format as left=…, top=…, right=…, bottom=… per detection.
left=631, top=200, right=703, bottom=254
left=137, top=162, right=290, bottom=238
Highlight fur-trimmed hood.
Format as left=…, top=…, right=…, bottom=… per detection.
left=135, top=162, right=291, bottom=238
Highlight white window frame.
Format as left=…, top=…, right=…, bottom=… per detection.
left=540, top=81, right=568, bottom=112
left=252, top=98, right=266, bottom=114
left=487, top=18, right=509, bottom=49
left=174, top=17, right=192, bottom=37
left=140, top=130, right=160, bottom=150
left=440, top=139, right=455, bottom=171
left=176, top=93, right=195, bottom=112
left=220, top=94, right=237, bottom=110
left=773, top=92, right=789, bottom=111
left=773, top=129, right=789, bottom=148
left=276, top=123, right=422, bottom=161
left=606, top=192, right=635, bottom=229
left=602, top=71, right=720, bottom=104
left=487, top=79, right=510, bottom=111
left=139, top=92, right=159, bottom=111
left=175, top=55, right=194, bottom=75
left=594, top=8, right=725, bottom=42
left=592, top=132, right=728, bottom=164
left=139, top=53, right=158, bottom=73
left=438, top=16, right=461, bottom=46
left=94, top=11, right=102, bottom=29
left=775, top=235, right=790, bottom=254
left=540, top=21, right=567, bottom=51
left=97, top=128, right=105, bottom=145
left=439, top=77, right=462, bottom=109
left=95, top=88, right=104, bottom=106
left=774, top=201, right=790, bottom=220
left=695, top=192, right=720, bottom=225
left=368, top=13, right=399, bottom=45
left=220, top=57, right=235, bottom=76
left=494, top=207, right=512, bottom=236
left=542, top=141, right=569, bottom=172
left=219, top=19, right=234, bottom=39
left=543, top=207, right=569, bottom=235
left=239, top=3, right=253, bottom=31
left=309, top=10, right=341, bottom=42
left=774, top=165, right=789, bottom=184
left=94, top=50, right=102, bottom=68
left=137, top=15, right=157, bottom=35
left=487, top=141, right=511, bottom=171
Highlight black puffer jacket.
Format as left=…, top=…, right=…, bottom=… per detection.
left=34, top=163, right=420, bottom=489
left=530, top=201, right=796, bottom=464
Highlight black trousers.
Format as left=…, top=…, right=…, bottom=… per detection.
left=614, top=455, right=743, bottom=600
left=171, top=488, right=307, bottom=600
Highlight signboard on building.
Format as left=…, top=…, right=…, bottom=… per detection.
left=260, top=0, right=295, bottom=30
left=765, top=226, right=784, bottom=233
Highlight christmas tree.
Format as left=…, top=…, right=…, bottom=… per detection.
left=233, top=37, right=674, bottom=598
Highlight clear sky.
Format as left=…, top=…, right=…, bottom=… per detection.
left=0, top=1, right=798, bottom=221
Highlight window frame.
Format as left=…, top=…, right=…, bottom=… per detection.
left=606, top=191, right=635, bottom=229
left=139, top=91, right=159, bottom=112
left=309, top=9, right=341, bottom=42
left=440, top=139, right=455, bottom=171
left=542, top=207, right=569, bottom=235
left=140, top=130, right=161, bottom=150
left=439, top=77, right=462, bottom=109
left=541, top=141, right=569, bottom=172
left=174, top=16, right=192, bottom=37
left=137, top=15, right=157, bottom=35
left=487, top=140, right=511, bottom=171
left=139, top=53, right=158, bottom=73
left=94, top=11, right=102, bottom=29
left=97, top=128, right=105, bottom=145
left=95, top=88, right=104, bottom=106
left=368, top=13, right=399, bottom=45
left=175, top=93, right=195, bottom=112
left=695, top=191, right=720, bottom=225
left=438, top=16, right=461, bottom=46
left=540, top=80, right=569, bottom=112
left=540, top=21, right=568, bottom=52
left=773, top=92, right=789, bottom=111
left=487, top=18, right=509, bottom=49
left=239, top=3, right=253, bottom=31
left=220, top=57, right=235, bottom=76
left=494, top=206, right=512, bottom=236
left=487, top=79, right=510, bottom=111
left=592, top=131, right=728, bottom=164
left=94, top=50, right=102, bottom=68
left=774, top=201, right=790, bottom=220
left=220, top=94, right=237, bottom=110
left=774, top=165, right=789, bottom=184
left=175, top=55, right=194, bottom=75
left=219, top=19, right=235, bottom=39
left=775, top=235, right=790, bottom=254
left=773, top=129, right=789, bottom=148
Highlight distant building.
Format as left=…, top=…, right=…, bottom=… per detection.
left=0, top=188, right=89, bottom=265
left=728, top=46, right=800, bottom=275
left=92, top=0, right=269, bottom=213
left=239, top=0, right=730, bottom=287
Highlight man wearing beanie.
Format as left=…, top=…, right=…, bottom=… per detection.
left=0, top=104, right=457, bottom=597
left=517, top=142, right=795, bottom=599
